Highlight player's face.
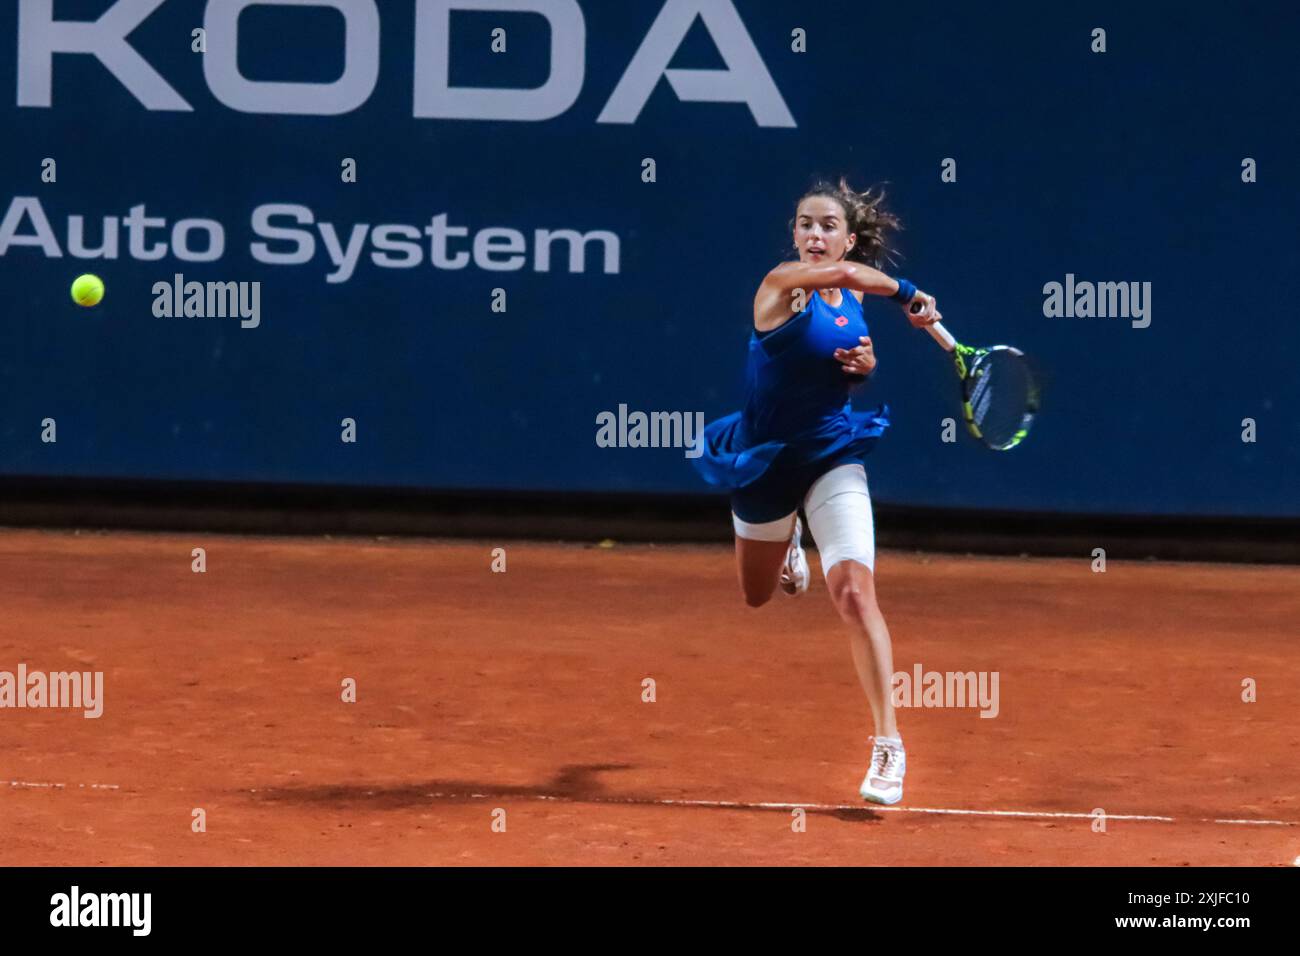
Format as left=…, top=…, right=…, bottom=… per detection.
left=794, top=196, right=857, bottom=264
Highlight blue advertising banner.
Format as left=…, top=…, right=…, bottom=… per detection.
left=2, top=0, right=1297, bottom=516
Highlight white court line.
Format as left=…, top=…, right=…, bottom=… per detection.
left=425, top=792, right=1298, bottom=828
left=657, top=798, right=1176, bottom=822
left=1211, top=818, right=1296, bottom=827
left=8, top=780, right=1296, bottom=827
left=6, top=780, right=120, bottom=790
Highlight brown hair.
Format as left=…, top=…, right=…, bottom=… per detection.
left=793, top=177, right=901, bottom=269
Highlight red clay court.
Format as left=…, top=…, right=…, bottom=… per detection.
left=2, top=528, right=1296, bottom=866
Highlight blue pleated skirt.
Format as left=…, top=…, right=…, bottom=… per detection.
left=691, top=404, right=891, bottom=492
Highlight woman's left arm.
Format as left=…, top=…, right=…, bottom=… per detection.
left=835, top=336, right=876, bottom=379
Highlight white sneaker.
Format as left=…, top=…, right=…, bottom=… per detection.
left=778, top=516, right=809, bottom=595
left=860, top=736, right=906, bottom=805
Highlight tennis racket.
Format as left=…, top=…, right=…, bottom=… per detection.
left=911, top=301, right=1040, bottom=451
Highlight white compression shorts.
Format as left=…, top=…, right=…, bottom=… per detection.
left=730, top=462, right=876, bottom=576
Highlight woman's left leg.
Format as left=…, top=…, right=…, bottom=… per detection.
left=824, top=559, right=898, bottom=740
left=804, top=462, right=905, bottom=803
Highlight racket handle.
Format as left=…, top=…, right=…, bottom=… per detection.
left=908, top=297, right=957, bottom=351
left=925, top=320, right=957, bottom=351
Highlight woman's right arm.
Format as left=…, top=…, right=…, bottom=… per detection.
left=754, top=261, right=941, bottom=331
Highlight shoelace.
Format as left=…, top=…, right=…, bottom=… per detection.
left=781, top=534, right=802, bottom=581
left=871, top=742, right=904, bottom=781
left=785, top=522, right=802, bottom=567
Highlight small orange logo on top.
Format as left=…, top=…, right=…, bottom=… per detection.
left=834, top=316, right=848, bottom=327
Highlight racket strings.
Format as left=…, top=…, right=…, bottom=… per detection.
left=966, top=349, right=1037, bottom=450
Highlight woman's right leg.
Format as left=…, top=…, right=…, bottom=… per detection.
left=732, top=512, right=797, bottom=608
left=730, top=466, right=801, bottom=608
left=735, top=534, right=794, bottom=608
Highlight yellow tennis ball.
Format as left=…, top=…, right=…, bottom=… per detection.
left=71, top=274, right=104, bottom=307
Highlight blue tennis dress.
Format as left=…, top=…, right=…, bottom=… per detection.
left=692, top=287, right=890, bottom=522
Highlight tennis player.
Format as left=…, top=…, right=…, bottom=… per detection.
left=693, top=178, right=940, bottom=805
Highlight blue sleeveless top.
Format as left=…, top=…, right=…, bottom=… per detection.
left=692, top=287, right=890, bottom=489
